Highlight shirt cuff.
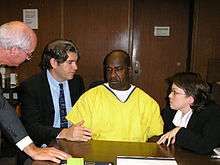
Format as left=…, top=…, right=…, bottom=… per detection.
left=16, top=136, right=33, bottom=151
left=56, top=132, right=61, bottom=139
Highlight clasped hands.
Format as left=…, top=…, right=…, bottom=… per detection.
left=58, top=120, right=92, bottom=141
left=157, top=127, right=181, bottom=146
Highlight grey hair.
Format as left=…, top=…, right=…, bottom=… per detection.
left=0, top=22, right=32, bottom=51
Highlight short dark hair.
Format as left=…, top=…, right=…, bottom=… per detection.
left=168, top=72, right=211, bottom=111
left=40, top=39, right=80, bottom=70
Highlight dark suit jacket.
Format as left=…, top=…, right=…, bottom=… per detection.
left=0, top=92, right=28, bottom=144
left=19, top=71, right=85, bottom=146
left=162, top=101, right=220, bottom=154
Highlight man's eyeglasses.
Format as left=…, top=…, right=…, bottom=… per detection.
left=18, top=47, right=33, bottom=60
left=23, top=50, right=33, bottom=60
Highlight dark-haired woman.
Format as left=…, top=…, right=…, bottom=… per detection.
left=157, top=72, right=220, bottom=154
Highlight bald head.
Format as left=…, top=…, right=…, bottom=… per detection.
left=104, top=50, right=131, bottom=90
left=0, top=21, right=37, bottom=66
left=0, top=21, right=37, bottom=51
left=104, top=50, right=131, bottom=68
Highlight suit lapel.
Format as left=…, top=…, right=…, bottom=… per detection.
left=186, top=110, right=198, bottom=129
left=68, top=80, right=75, bottom=106
left=41, top=71, right=55, bottom=125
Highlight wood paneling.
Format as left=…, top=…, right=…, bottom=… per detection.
left=191, top=0, right=220, bottom=78
left=4, top=0, right=219, bottom=107
left=17, top=0, right=62, bottom=81
left=0, top=0, right=62, bottom=81
left=63, top=0, right=131, bottom=87
left=206, top=59, right=220, bottom=104
left=132, top=0, right=190, bottom=106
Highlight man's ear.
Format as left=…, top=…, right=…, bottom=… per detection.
left=10, top=47, right=19, bottom=56
left=128, top=66, right=132, bottom=74
left=128, top=66, right=133, bottom=80
left=50, top=58, right=57, bottom=69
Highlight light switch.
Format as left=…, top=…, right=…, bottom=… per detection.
left=154, top=26, right=170, bottom=36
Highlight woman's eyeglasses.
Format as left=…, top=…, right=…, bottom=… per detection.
left=170, top=90, right=186, bottom=96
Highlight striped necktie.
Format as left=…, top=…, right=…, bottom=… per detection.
left=59, top=83, right=68, bottom=128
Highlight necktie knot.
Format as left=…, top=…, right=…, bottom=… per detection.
left=59, top=83, right=63, bottom=89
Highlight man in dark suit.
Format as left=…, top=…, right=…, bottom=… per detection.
left=0, top=21, right=71, bottom=163
left=19, top=39, right=92, bottom=147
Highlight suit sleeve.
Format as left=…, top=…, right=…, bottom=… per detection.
left=0, top=94, right=28, bottom=144
left=161, top=106, right=176, bottom=133
left=175, top=105, right=220, bottom=154
left=69, top=74, right=85, bottom=105
left=75, top=74, right=85, bottom=95
left=19, top=81, right=62, bottom=146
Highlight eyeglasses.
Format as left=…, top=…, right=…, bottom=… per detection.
left=23, top=50, right=33, bottom=61
left=170, top=90, right=186, bottom=96
left=18, top=47, right=33, bottom=61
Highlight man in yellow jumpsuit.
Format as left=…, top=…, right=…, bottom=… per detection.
left=67, top=50, right=163, bottom=142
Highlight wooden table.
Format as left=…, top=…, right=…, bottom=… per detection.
left=32, top=140, right=220, bottom=165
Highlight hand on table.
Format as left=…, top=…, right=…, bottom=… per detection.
left=58, top=120, right=92, bottom=141
left=157, top=127, right=181, bottom=146
left=24, top=143, right=71, bottom=164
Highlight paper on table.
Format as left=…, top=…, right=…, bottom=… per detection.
left=67, top=158, right=84, bottom=165
left=117, top=156, right=178, bottom=165
left=211, top=148, right=220, bottom=159
left=214, top=148, right=220, bottom=155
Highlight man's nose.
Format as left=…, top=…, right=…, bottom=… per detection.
left=110, top=69, right=117, bottom=78
left=72, top=62, right=78, bottom=70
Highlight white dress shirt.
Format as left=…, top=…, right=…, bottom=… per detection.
left=172, top=109, right=193, bottom=128
left=16, top=136, right=33, bottom=151
left=47, top=70, right=72, bottom=128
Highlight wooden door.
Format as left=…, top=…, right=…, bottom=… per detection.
left=132, top=0, right=190, bottom=107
